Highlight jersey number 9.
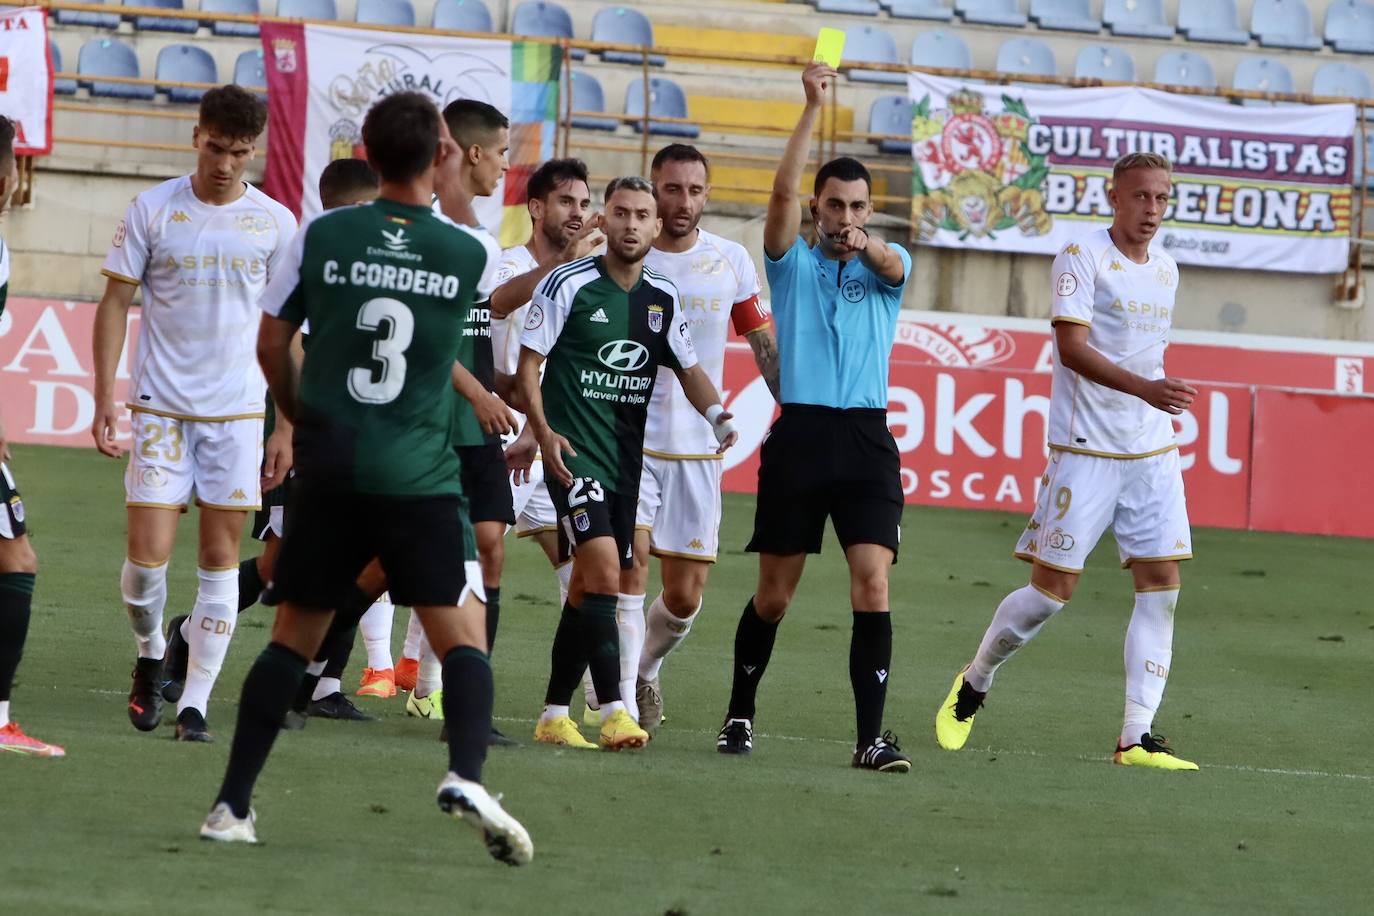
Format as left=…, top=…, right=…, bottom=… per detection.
left=348, top=297, right=415, bottom=406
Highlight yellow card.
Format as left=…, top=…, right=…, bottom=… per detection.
left=813, top=28, right=845, bottom=69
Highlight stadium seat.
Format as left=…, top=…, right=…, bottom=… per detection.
left=356, top=0, right=415, bottom=26
left=78, top=37, right=155, bottom=101
left=996, top=36, right=1056, bottom=79
left=1030, top=0, right=1099, bottom=34
left=1073, top=44, right=1134, bottom=82
left=433, top=0, right=492, bottom=31
left=815, top=0, right=881, bottom=14
left=1312, top=61, right=1373, bottom=99
left=125, top=0, right=199, bottom=34
left=845, top=25, right=906, bottom=84
left=1152, top=50, right=1216, bottom=90
left=625, top=76, right=699, bottom=138
left=203, top=0, right=261, bottom=37
left=869, top=96, right=914, bottom=155
left=883, top=0, right=953, bottom=21
left=234, top=49, right=267, bottom=89
left=1354, top=132, right=1374, bottom=187
left=1232, top=56, right=1295, bottom=106
left=1251, top=0, right=1322, bottom=50
left=1325, top=1, right=1374, bottom=54
left=278, top=0, right=338, bottom=20
left=51, top=42, right=79, bottom=96
left=955, top=0, right=1027, bottom=27
left=569, top=71, right=618, bottom=130
left=1103, top=0, right=1172, bottom=39
left=1177, top=0, right=1248, bottom=45
left=511, top=2, right=583, bottom=59
left=156, top=44, right=218, bottom=104
left=54, top=0, right=120, bottom=29
left=592, top=7, right=664, bottom=66
left=911, top=30, right=972, bottom=70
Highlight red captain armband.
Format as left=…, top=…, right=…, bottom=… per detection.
left=730, top=295, right=771, bottom=337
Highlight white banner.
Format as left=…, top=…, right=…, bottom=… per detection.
left=908, top=72, right=1357, bottom=274
left=0, top=7, right=52, bottom=155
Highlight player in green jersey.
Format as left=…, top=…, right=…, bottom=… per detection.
left=201, top=93, right=531, bottom=865
left=514, top=176, right=738, bottom=751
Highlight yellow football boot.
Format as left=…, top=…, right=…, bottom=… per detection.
left=1114, top=733, right=1199, bottom=771
left=533, top=715, right=597, bottom=750
left=934, top=667, right=985, bottom=751
left=599, top=708, right=649, bottom=751
left=582, top=704, right=601, bottom=729
left=405, top=689, right=444, bottom=720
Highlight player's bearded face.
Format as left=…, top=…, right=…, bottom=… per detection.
left=811, top=178, right=872, bottom=257
left=604, top=189, right=659, bottom=263
left=537, top=179, right=592, bottom=248
left=653, top=160, right=709, bottom=239
left=193, top=127, right=256, bottom=196
left=1108, top=167, right=1171, bottom=248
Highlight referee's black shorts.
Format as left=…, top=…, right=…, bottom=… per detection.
left=746, top=405, right=903, bottom=559
left=457, top=442, right=516, bottom=526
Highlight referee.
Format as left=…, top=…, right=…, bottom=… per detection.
left=716, top=62, right=912, bottom=773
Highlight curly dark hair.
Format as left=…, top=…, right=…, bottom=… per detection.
left=198, top=85, right=267, bottom=141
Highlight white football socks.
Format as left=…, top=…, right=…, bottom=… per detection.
left=555, top=561, right=573, bottom=606
left=640, top=593, right=699, bottom=682
left=360, top=595, right=395, bottom=670
left=1121, top=587, right=1179, bottom=745
left=0, top=700, right=10, bottom=729
left=121, top=559, right=169, bottom=660
left=306, top=659, right=326, bottom=677
left=540, top=704, right=570, bottom=723
left=313, top=676, right=342, bottom=701
left=616, top=593, right=646, bottom=722
left=178, top=567, right=238, bottom=716
left=965, top=584, right=1065, bottom=693
left=415, top=634, right=442, bottom=698
left=401, top=608, right=423, bottom=662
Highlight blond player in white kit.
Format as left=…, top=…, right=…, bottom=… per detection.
left=90, top=86, right=297, bottom=742
left=935, top=152, right=1200, bottom=771
left=620, top=144, right=780, bottom=733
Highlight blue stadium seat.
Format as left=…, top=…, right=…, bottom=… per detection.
left=569, top=71, right=617, bottom=130
left=1030, top=0, right=1099, bottom=34
left=883, top=0, right=953, bottom=21
left=1152, top=50, right=1216, bottom=90
left=911, top=30, right=972, bottom=70
left=869, top=96, right=914, bottom=155
left=78, top=38, right=155, bottom=101
left=203, top=0, right=261, bottom=37
left=278, top=0, right=338, bottom=20
left=1103, top=0, right=1172, bottom=39
left=511, top=2, right=583, bottom=59
left=125, top=0, right=199, bottom=34
left=156, top=44, right=218, bottom=104
left=955, top=0, right=1027, bottom=27
left=1251, top=0, right=1321, bottom=50
left=996, top=36, right=1056, bottom=79
left=1177, top=0, right=1248, bottom=44
left=593, top=7, right=664, bottom=66
left=1325, top=1, right=1374, bottom=54
left=815, top=0, right=881, bottom=14
left=55, top=1, right=120, bottom=29
left=625, top=77, right=698, bottom=138
left=1073, top=44, right=1134, bottom=81
left=1312, top=62, right=1373, bottom=99
left=433, top=0, right=492, bottom=31
left=1354, top=132, right=1374, bottom=188
left=233, top=49, right=267, bottom=90
left=51, top=42, right=79, bottom=96
left=845, top=25, right=906, bottom=84
left=356, top=0, right=415, bottom=26
left=1232, top=57, right=1294, bottom=106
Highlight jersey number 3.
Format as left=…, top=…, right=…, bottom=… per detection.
left=348, top=297, right=415, bottom=405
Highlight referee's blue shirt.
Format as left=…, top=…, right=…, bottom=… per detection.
left=765, top=236, right=912, bottom=409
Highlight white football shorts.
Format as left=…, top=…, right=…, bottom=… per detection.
left=512, top=458, right=557, bottom=537
left=635, top=454, right=723, bottom=563
left=125, top=412, right=263, bottom=511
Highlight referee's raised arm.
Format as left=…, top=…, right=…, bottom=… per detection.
left=764, top=63, right=836, bottom=260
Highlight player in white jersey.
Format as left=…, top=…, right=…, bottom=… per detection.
left=90, top=87, right=297, bottom=742
left=610, top=145, right=780, bottom=733
left=935, top=153, right=1201, bottom=771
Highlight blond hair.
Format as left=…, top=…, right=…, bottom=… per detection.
left=1112, top=151, right=1172, bottom=182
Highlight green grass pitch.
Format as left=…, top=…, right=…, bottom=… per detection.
left=1, top=443, right=1371, bottom=914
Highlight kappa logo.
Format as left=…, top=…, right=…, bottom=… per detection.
left=1110, top=260, right=1124, bottom=271
left=589, top=307, right=609, bottom=324
left=1174, top=540, right=1189, bottom=550
left=1062, top=243, right=1081, bottom=256
left=597, top=340, right=649, bottom=373
left=1027, top=520, right=1040, bottom=531
left=381, top=227, right=410, bottom=252
left=687, top=538, right=705, bottom=551
left=230, top=488, right=247, bottom=501
left=169, top=211, right=191, bottom=224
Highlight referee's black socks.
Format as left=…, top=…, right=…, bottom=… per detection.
left=727, top=598, right=779, bottom=721
left=850, top=611, right=892, bottom=747
left=543, top=601, right=587, bottom=705
left=217, top=641, right=307, bottom=819
left=440, top=646, right=491, bottom=781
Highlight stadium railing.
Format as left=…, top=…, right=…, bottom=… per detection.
left=19, top=0, right=1374, bottom=295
